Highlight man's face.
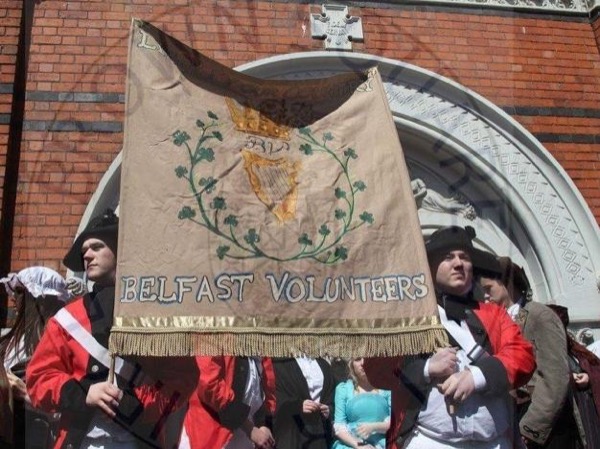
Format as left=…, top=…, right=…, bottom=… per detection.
left=81, top=237, right=117, bottom=286
left=433, top=249, right=473, bottom=296
left=480, top=277, right=512, bottom=308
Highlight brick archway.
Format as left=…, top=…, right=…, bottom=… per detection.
left=81, top=52, right=600, bottom=325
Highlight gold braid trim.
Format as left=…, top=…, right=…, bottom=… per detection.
left=109, top=327, right=448, bottom=358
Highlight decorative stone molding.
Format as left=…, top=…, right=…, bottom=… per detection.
left=310, top=4, right=364, bottom=51
left=386, top=79, right=588, bottom=278
left=589, top=0, right=600, bottom=12
left=383, top=79, right=592, bottom=290
left=379, top=0, right=589, bottom=13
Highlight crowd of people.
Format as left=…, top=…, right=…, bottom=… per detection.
left=1, top=208, right=599, bottom=449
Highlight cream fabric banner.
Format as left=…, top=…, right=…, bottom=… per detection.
left=110, top=20, right=446, bottom=357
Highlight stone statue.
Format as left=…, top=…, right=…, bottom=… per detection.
left=410, top=178, right=477, bottom=220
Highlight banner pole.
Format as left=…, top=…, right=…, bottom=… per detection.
left=108, top=353, right=116, bottom=384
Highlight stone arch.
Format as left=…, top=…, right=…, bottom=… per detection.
left=81, top=51, right=600, bottom=324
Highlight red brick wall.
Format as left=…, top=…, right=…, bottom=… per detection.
left=361, top=11, right=600, bottom=107
left=593, top=11, right=600, bottom=218
left=0, top=2, right=22, bottom=220
left=593, top=13, right=600, bottom=53
left=4, top=0, right=600, bottom=272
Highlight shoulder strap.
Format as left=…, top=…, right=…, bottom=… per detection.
left=53, top=308, right=148, bottom=385
left=438, top=305, right=488, bottom=364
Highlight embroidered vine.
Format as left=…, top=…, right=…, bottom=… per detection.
left=171, top=112, right=374, bottom=265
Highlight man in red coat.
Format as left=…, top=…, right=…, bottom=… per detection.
left=180, top=356, right=276, bottom=449
left=27, top=209, right=198, bottom=449
left=364, top=226, right=535, bottom=449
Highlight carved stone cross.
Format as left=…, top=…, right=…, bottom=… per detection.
left=310, top=4, right=364, bottom=51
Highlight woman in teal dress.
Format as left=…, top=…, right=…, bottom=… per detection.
left=332, top=358, right=391, bottom=449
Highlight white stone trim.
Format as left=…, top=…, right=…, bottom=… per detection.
left=409, top=0, right=587, bottom=14
left=365, top=0, right=589, bottom=14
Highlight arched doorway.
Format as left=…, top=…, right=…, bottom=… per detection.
left=78, top=51, right=600, bottom=328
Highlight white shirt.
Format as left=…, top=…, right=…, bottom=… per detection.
left=507, top=296, right=526, bottom=322
left=418, top=365, right=510, bottom=442
left=418, top=313, right=509, bottom=443
left=507, top=303, right=520, bottom=321
left=295, top=357, right=324, bottom=402
left=83, top=411, right=137, bottom=445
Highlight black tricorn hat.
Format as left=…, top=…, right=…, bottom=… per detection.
left=425, top=225, right=488, bottom=267
left=497, top=256, right=531, bottom=297
left=63, top=209, right=119, bottom=272
left=472, top=252, right=532, bottom=298
left=472, top=250, right=504, bottom=279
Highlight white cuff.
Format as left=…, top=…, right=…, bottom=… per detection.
left=468, top=366, right=487, bottom=391
left=424, top=358, right=431, bottom=383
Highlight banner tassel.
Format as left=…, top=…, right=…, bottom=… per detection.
left=109, top=328, right=448, bottom=358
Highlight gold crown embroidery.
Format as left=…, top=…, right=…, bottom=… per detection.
left=226, top=98, right=291, bottom=141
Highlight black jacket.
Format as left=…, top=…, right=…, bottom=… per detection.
left=272, top=358, right=335, bottom=449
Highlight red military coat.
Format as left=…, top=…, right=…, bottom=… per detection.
left=27, top=290, right=198, bottom=449
left=183, top=356, right=276, bottom=449
left=364, top=300, right=535, bottom=449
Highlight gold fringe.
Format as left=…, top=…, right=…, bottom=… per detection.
left=109, top=327, right=448, bottom=358
left=113, top=314, right=441, bottom=330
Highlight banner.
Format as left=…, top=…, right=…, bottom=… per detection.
left=110, top=19, right=446, bottom=357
